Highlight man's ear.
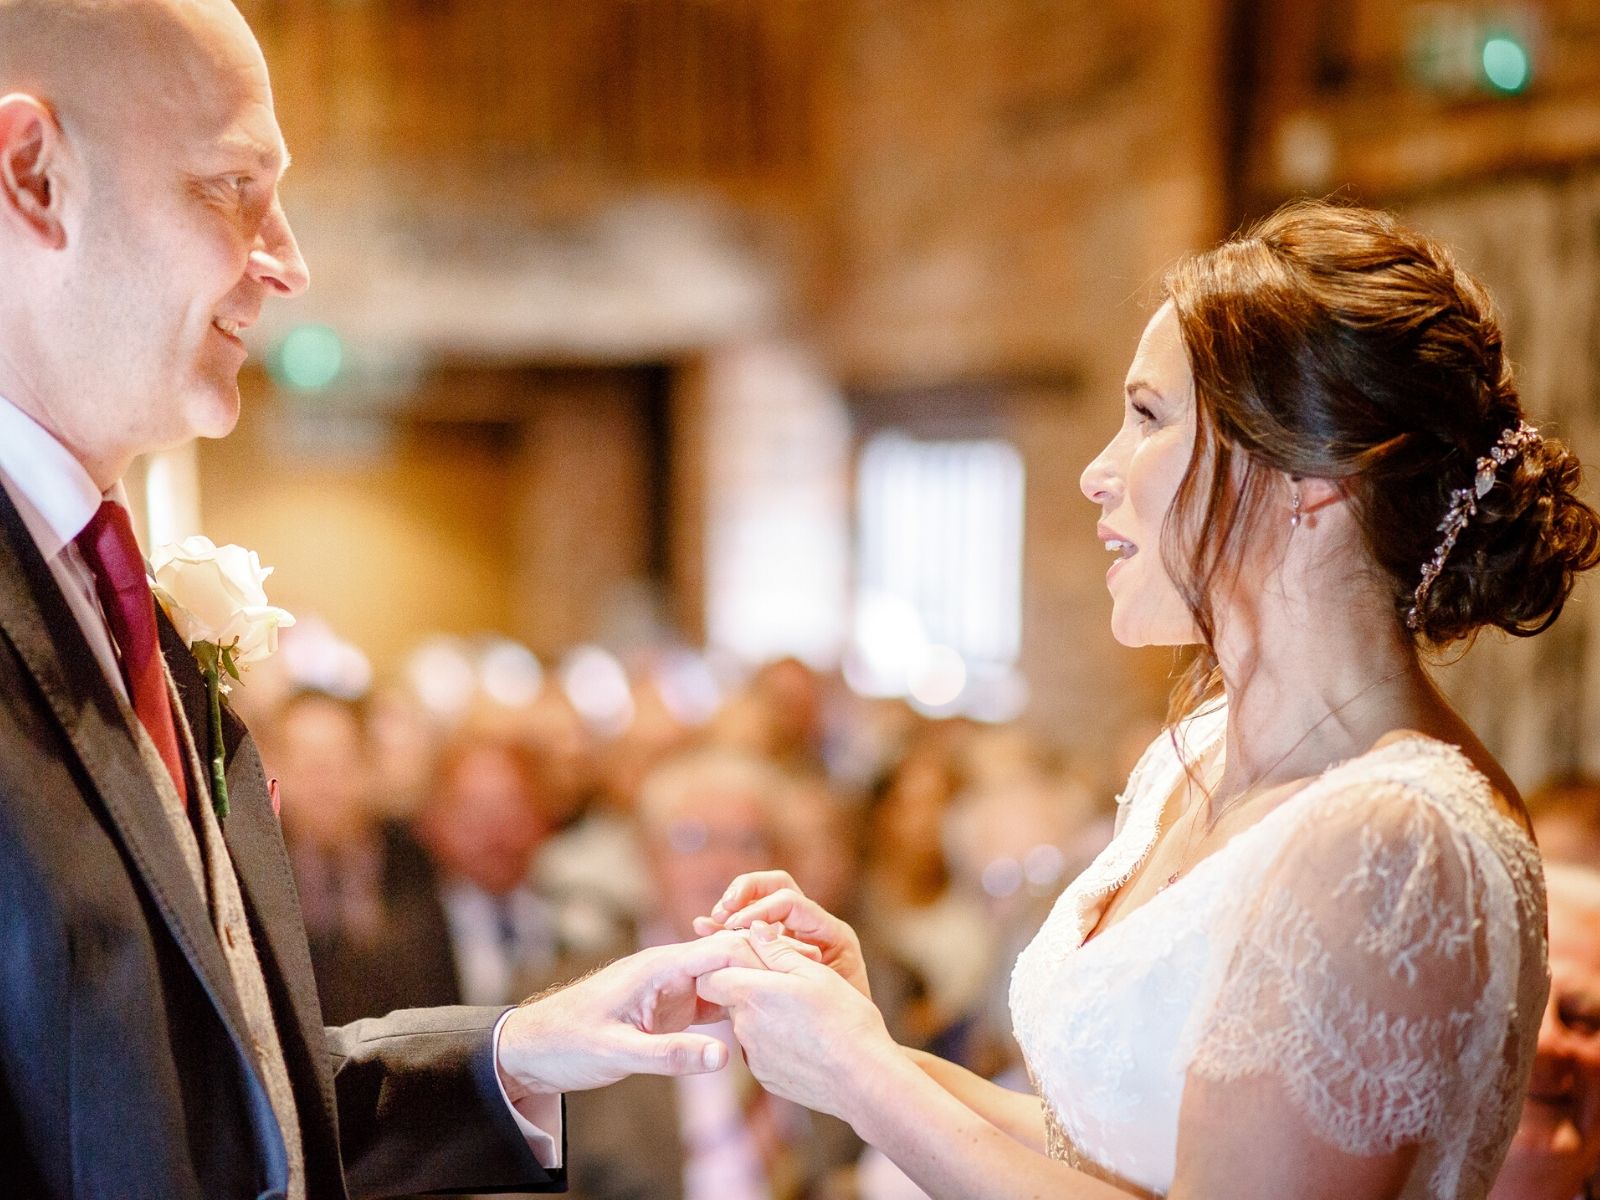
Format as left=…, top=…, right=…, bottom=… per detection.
left=0, top=93, right=68, bottom=250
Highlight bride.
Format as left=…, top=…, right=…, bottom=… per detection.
left=694, top=200, right=1600, bottom=1200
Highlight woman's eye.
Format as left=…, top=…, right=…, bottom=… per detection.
left=1132, top=402, right=1157, bottom=425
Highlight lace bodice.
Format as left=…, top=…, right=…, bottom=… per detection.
left=1009, top=705, right=1547, bottom=1199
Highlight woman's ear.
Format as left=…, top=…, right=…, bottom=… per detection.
left=0, top=93, right=68, bottom=250
left=1291, top=474, right=1346, bottom=528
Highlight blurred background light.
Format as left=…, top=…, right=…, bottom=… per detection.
left=1481, top=33, right=1531, bottom=94
left=272, top=323, right=345, bottom=392
left=560, top=645, right=636, bottom=737
left=651, top=649, right=724, bottom=727
left=280, top=613, right=374, bottom=700
left=405, top=635, right=478, bottom=720
left=478, top=639, right=544, bottom=709
left=844, top=591, right=929, bottom=698
left=908, top=644, right=968, bottom=712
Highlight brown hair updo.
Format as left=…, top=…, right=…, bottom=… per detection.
left=1161, top=199, right=1600, bottom=667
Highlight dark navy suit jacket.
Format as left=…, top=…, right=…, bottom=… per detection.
left=0, top=483, right=561, bottom=1199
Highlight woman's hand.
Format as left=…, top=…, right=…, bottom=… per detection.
left=693, top=869, right=873, bottom=998
left=697, top=921, right=900, bottom=1125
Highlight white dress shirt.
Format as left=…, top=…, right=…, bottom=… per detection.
left=0, top=392, right=562, bottom=1167
left=0, top=393, right=129, bottom=700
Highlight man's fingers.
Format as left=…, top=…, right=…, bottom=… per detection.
left=618, top=1028, right=729, bottom=1077
left=690, top=917, right=820, bottom=963
left=652, top=928, right=762, bottom=978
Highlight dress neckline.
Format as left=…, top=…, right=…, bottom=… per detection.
left=1075, top=728, right=1504, bottom=954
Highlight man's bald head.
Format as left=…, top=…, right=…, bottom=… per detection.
left=0, top=0, right=266, bottom=163
left=0, top=0, right=304, bottom=489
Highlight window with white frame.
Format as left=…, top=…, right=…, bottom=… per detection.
left=848, top=433, right=1027, bottom=720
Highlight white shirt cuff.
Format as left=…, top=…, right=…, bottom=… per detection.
left=490, top=1007, right=564, bottom=1168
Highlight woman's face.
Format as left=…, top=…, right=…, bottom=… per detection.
left=1080, top=302, right=1202, bottom=648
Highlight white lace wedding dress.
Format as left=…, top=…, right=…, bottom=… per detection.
left=1010, top=703, right=1547, bottom=1199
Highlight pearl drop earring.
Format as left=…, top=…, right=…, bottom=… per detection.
left=1289, top=479, right=1303, bottom=529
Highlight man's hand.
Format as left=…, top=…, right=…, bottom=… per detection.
left=496, top=929, right=764, bottom=1099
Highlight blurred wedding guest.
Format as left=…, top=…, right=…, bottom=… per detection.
left=750, top=657, right=828, bottom=772
left=943, top=768, right=1110, bottom=1079
left=1490, top=863, right=1600, bottom=1200
left=708, top=658, right=830, bottom=775
left=859, top=736, right=992, bottom=1057
left=773, top=772, right=863, bottom=919
left=521, top=686, right=601, bottom=824
left=415, top=729, right=564, bottom=1005
left=566, top=748, right=859, bottom=1200
left=1528, top=775, right=1600, bottom=869
left=533, top=686, right=665, bottom=959
left=365, top=682, right=444, bottom=819
left=267, top=689, right=457, bottom=1025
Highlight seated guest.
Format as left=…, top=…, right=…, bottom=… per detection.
left=860, top=735, right=992, bottom=1059
left=416, top=727, right=565, bottom=1005
left=268, top=688, right=457, bottom=1024
left=566, top=747, right=860, bottom=1200
left=1491, top=863, right=1600, bottom=1200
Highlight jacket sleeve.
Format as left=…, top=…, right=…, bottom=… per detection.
left=328, top=1005, right=566, bottom=1197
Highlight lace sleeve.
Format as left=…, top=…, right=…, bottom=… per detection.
left=1180, top=775, right=1541, bottom=1196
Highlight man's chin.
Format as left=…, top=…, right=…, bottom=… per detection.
left=187, top=386, right=244, bottom=441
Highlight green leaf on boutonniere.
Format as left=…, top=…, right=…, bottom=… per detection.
left=220, top=642, right=242, bottom=685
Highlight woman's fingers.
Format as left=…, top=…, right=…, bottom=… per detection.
left=748, top=921, right=834, bottom=975
left=709, top=870, right=801, bottom=923
left=719, top=887, right=815, bottom=930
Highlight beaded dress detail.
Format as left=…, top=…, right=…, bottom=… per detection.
left=1009, top=704, right=1546, bottom=1199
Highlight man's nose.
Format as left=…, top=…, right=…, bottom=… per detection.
left=250, top=203, right=310, bottom=298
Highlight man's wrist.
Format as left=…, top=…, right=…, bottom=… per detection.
left=495, top=1001, right=558, bottom=1100
left=490, top=1009, right=565, bottom=1167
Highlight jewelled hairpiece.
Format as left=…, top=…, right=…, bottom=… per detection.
left=1406, top=420, right=1541, bottom=631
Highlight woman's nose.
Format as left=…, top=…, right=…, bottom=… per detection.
left=1080, top=435, right=1123, bottom=506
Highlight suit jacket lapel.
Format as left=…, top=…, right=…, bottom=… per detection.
left=0, top=483, right=252, bottom=1042
left=161, top=616, right=340, bottom=1137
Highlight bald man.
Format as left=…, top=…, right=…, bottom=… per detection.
left=0, top=3, right=753, bottom=1198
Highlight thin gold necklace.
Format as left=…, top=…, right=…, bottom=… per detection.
left=1158, top=664, right=1410, bottom=892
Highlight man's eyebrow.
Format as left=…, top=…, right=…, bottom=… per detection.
left=216, top=134, right=291, bottom=174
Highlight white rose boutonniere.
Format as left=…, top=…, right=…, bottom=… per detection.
left=150, top=536, right=295, bottom=818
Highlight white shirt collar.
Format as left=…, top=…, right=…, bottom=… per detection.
left=0, top=392, right=118, bottom=561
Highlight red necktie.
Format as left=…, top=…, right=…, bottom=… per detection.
left=75, top=501, right=189, bottom=808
